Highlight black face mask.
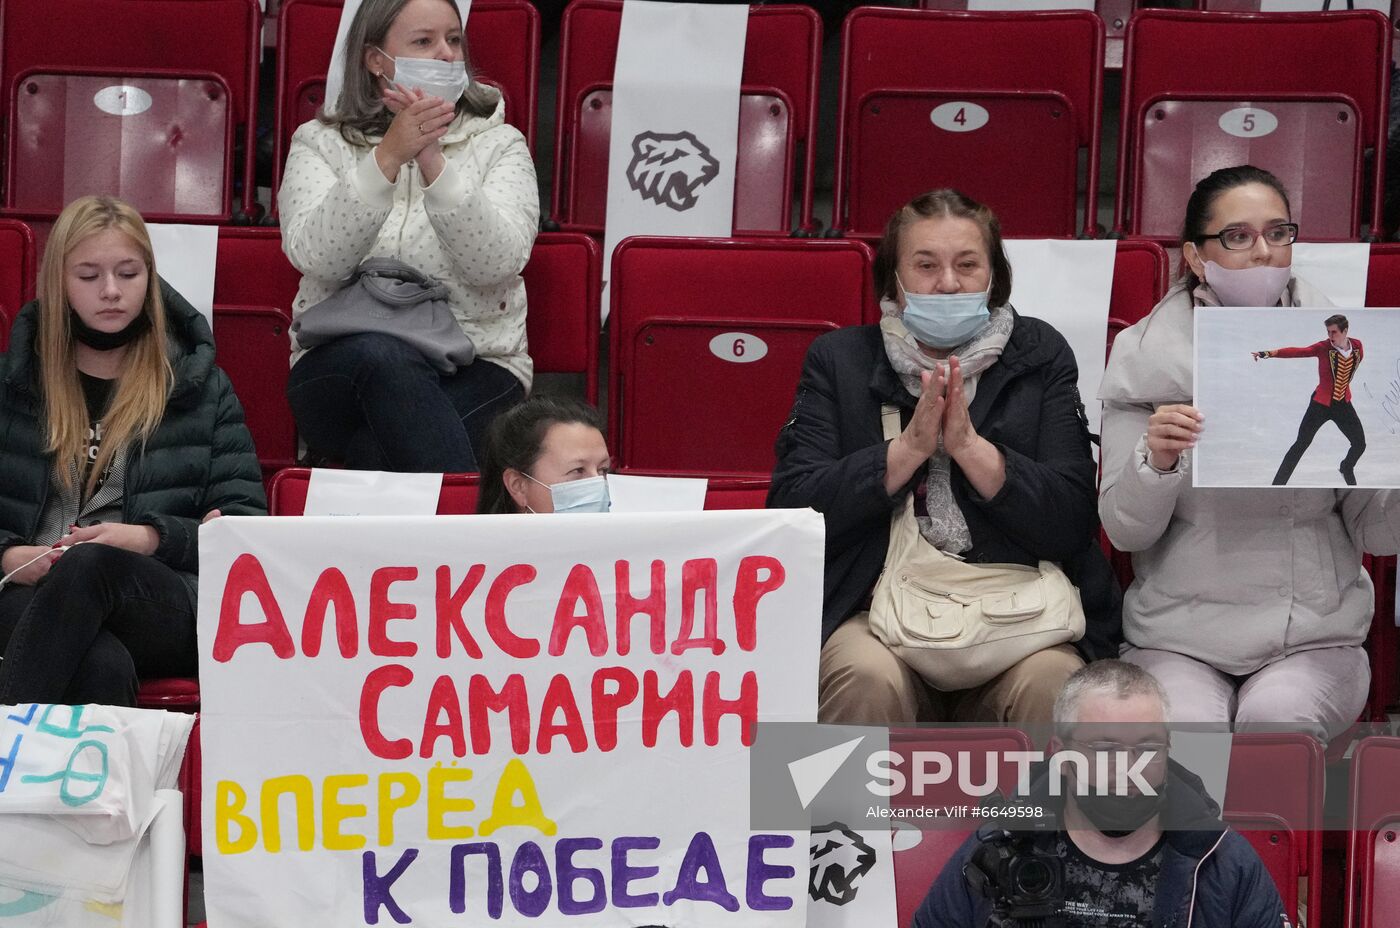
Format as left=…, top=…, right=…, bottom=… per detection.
left=1072, top=774, right=1168, bottom=838
left=70, top=309, right=151, bottom=351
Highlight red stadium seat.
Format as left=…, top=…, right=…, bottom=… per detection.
left=8, top=70, right=234, bottom=223
left=608, top=236, right=875, bottom=476
left=0, top=219, right=35, bottom=352
left=273, top=0, right=540, bottom=210
left=835, top=9, right=1104, bottom=240
left=614, top=470, right=771, bottom=510
left=213, top=226, right=303, bottom=315
left=523, top=232, right=602, bottom=403
left=1097, top=239, right=1168, bottom=581
left=1346, top=736, right=1400, bottom=928
left=0, top=0, right=261, bottom=221
left=1106, top=238, right=1170, bottom=356
left=212, top=305, right=296, bottom=478
left=135, top=678, right=200, bottom=710
left=1223, top=733, right=1324, bottom=927
left=889, top=728, right=1034, bottom=927
left=701, top=477, right=770, bottom=510
left=552, top=0, right=821, bottom=235
left=269, top=467, right=482, bottom=515
left=919, top=1, right=1140, bottom=67
left=1115, top=9, right=1391, bottom=243
left=1367, top=242, right=1400, bottom=306
left=211, top=227, right=303, bottom=477
left=1110, top=238, right=1170, bottom=325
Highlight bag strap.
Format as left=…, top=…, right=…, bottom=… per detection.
left=881, top=404, right=902, bottom=442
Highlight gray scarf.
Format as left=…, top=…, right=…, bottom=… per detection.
left=879, top=299, right=1014, bottom=552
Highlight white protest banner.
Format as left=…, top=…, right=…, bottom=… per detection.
left=323, top=0, right=473, bottom=116
left=304, top=468, right=443, bottom=516
left=1193, top=306, right=1400, bottom=488
left=970, top=0, right=1093, bottom=9
left=148, top=223, right=219, bottom=333
left=1291, top=242, right=1371, bottom=308
left=1003, top=239, right=1117, bottom=441
left=0, top=704, right=193, bottom=924
left=606, top=474, right=709, bottom=513
left=198, top=509, right=822, bottom=927
left=602, top=0, right=749, bottom=319
left=1261, top=0, right=1388, bottom=12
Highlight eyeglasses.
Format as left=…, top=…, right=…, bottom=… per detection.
left=1198, top=222, right=1299, bottom=251
left=1067, top=740, right=1170, bottom=761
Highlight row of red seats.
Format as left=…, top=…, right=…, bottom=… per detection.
left=8, top=223, right=1400, bottom=482
left=0, top=1, right=1391, bottom=241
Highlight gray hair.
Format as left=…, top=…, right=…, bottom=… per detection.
left=1052, top=660, right=1171, bottom=739
left=320, top=0, right=497, bottom=146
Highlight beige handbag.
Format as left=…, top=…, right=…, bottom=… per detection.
left=867, top=406, right=1085, bottom=690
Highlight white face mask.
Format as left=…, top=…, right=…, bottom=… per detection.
left=1202, top=260, right=1292, bottom=307
left=377, top=48, right=470, bottom=105
left=524, top=473, right=610, bottom=514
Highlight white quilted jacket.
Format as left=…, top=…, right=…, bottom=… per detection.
left=278, top=93, right=539, bottom=388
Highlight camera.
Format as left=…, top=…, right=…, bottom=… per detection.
left=963, top=828, right=1065, bottom=928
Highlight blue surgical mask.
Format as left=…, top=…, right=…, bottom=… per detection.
left=897, top=276, right=992, bottom=349
left=527, top=473, right=609, bottom=514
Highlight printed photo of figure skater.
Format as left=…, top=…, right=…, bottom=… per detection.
left=1194, top=307, right=1400, bottom=488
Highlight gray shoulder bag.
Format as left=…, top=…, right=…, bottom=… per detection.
left=291, top=257, right=476, bottom=374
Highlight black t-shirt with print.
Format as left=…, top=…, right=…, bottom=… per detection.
left=1056, top=833, right=1164, bottom=926
left=79, top=372, right=116, bottom=496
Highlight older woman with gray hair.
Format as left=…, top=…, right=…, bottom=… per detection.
left=279, top=0, right=538, bottom=472
left=770, top=189, right=1120, bottom=728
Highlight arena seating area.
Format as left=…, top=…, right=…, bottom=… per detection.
left=0, top=1, right=1399, bottom=925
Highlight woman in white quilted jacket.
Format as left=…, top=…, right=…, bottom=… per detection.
left=278, top=0, right=539, bottom=471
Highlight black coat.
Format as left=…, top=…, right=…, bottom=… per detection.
left=769, top=316, right=1121, bottom=660
left=0, top=280, right=267, bottom=590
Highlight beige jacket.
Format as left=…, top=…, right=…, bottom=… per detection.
left=1098, top=278, right=1400, bottom=674
left=278, top=91, right=539, bottom=388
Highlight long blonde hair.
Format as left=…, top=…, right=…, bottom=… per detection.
left=38, top=196, right=173, bottom=494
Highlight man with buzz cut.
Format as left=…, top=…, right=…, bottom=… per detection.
left=913, top=660, right=1290, bottom=928
left=1253, top=314, right=1365, bottom=486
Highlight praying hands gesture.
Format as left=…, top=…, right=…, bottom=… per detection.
left=375, top=86, right=456, bottom=185
left=885, top=356, right=1006, bottom=499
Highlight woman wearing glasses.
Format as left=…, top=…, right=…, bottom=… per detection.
left=1098, top=164, right=1399, bottom=743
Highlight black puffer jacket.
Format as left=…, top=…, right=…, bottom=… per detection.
left=0, top=280, right=266, bottom=589
left=769, top=315, right=1121, bottom=659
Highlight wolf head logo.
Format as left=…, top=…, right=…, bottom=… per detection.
left=809, top=824, right=877, bottom=907
left=625, top=131, right=721, bottom=212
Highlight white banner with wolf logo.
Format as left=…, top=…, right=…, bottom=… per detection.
left=806, top=826, right=897, bottom=927
left=601, top=0, right=749, bottom=320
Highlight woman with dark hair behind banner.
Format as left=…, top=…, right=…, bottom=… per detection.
left=477, top=396, right=610, bottom=515
left=770, top=188, right=1120, bottom=727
